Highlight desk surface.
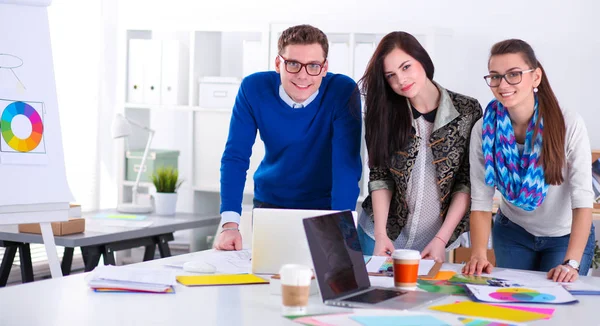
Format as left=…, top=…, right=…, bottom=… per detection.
left=0, top=250, right=599, bottom=326
left=0, top=210, right=220, bottom=247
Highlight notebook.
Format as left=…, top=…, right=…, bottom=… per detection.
left=303, top=210, right=448, bottom=310
left=176, top=274, right=269, bottom=286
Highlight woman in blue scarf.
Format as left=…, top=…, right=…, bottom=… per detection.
left=463, top=39, right=595, bottom=282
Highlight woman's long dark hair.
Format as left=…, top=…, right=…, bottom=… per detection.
left=489, top=39, right=565, bottom=185
left=359, top=32, right=435, bottom=168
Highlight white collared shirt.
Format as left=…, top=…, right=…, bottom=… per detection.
left=278, top=85, right=319, bottom=109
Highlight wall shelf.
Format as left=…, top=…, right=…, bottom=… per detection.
left=116, top=22, right=453, bottom=225
left=121, top=180, right=154, bottom=188
left=124, top=103, right=233, bottom=113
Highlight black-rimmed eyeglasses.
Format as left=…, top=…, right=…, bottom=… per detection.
left=483, top=69, right=534, bottom=87
left=278, top=55, right=325, bottom=76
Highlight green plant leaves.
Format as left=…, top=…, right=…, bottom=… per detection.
left=151, top=166, right=183, bottom=193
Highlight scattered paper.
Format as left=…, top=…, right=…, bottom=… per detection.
left=429, top=301, right=547, bottom=322
left=464, top=284, right=578, bottom=304
left=561, top=281, right=600, bottom=295
left=421, top=270, right=456, bottom=281
left=91, top=264, right=175, bottom=285
left=165, top=249, right=252, bottom=274
left=176, top=274, right=268, bottom=286
left=365, top=256, right=388, bottom=273
left=418, top=259, right=436, bottom=276
left=290, top=310, right=449, bottom=326
left=449, top=274, right=520, bottom=287
left=289, top=309, right=527, bottom=326
left=350, top=315, right=448, bottom=326
left=87, top=265, right=175, bottom=293
left=489, top=270, right=556, bottom=287
left=457, top=317, right=520, bottom=326
left=490, top=304, right=554, bottom=319
left=364, top=256, right=435, bottom=276
left=418, top=279, right=466, bottom=295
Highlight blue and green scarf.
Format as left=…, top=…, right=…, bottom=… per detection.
left=482, top=98, right=548, bottom=211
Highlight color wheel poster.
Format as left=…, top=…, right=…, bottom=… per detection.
left=0, top=99, right=48, bottom=164
left=464, top=284, right=578, bottom=304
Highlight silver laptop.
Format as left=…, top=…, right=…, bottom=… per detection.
left=251, top=208, right=357, bottom=274
left=303, top=210, right=448, bottom=310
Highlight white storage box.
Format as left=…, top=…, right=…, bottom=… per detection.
left=198, top=76, right=240, bottom=109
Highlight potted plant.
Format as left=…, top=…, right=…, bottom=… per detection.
left=151, top=166, right=183, bottom=216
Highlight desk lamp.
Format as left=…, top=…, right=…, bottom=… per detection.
left=112, top=113, right=154, bottom=213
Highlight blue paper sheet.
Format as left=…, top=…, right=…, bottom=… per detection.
left=350, top=315, right=449, bottom=326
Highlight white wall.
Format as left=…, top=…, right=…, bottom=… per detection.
left=117, top=0, right=600, bottom=148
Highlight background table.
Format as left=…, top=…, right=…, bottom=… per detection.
left=0, top=210, right=219, bottom=286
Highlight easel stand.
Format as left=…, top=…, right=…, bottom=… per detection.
left=40, top=222, right=62, bottom=278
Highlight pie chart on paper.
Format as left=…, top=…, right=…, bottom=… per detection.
left=0, top=101, right=44, bottom=152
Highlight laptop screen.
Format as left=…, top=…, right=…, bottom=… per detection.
left=303, top=210, right=371, bottom=301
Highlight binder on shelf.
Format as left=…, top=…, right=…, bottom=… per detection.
left=327, top=42, right=350, bottom=76
left=353, top=42, right=375, bottom=81
left=143, top=39, right=163, bottom=105
left=127, top=39, right=146, bottom=103
left=242, top=40, right=264, bottom=78
left=161, top=40, right=188, bottom=106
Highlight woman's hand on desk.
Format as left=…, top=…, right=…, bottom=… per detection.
left=421, top=237, right=446, bottom=262
left=373, top=233, right=394, bottom=256
left=214, top=223, right=242, bottom=251
left=547, top=264, right=579, bottom=283
left=462, top=255, right=493, bottom=275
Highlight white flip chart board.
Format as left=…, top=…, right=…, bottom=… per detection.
left=0, top=0, right=73, bottom=225
left=0, top=0, right=74, bottom=279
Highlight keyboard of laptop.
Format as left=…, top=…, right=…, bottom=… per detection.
left=340, top=288, right=407, bottom=304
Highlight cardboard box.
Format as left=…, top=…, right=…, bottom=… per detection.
left=452, top=247, right=496, bottom=265
left=18, top=218, right=85, bottom=236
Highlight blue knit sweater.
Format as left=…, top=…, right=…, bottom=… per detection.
left=220, top=71, right=362, bottom=214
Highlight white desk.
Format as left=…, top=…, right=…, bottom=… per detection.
left=0, top=250, right=599, bottom=326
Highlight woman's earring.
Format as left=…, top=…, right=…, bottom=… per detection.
left=533, top=87, right=538, bottom=93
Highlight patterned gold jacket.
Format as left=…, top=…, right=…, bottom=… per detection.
left=362, top=86, right=482, bottom=246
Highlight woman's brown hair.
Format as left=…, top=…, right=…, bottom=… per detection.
left=359, top=31, right=434, bottom=168
left=490, top=39, right=565, bottom=185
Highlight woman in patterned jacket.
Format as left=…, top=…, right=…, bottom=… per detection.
left=463, top=39, right=595, bottom=282
left=357, top=31, right=482, bottom=261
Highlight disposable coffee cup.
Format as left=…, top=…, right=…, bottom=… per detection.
left=279, top=264, right=313, bottom=315
left=392, top=249, right=420, bottom=290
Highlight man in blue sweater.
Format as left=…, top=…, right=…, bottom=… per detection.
left=214, top=24, right=362, bottom=251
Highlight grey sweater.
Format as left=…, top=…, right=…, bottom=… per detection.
left=470, top=109, right=593, bottom=237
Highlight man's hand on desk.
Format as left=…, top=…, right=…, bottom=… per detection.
left=213, top=222, right=242, bottom=251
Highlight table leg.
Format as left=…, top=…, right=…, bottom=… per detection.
left=61, top=247, right=74, bottom=276
left=143, top=245, right=156, bottom=261
left=156, top=234, right=172, bottom=258
left=18, top=243, right=34, bottom=283
left=102, top=246, right=116, bottom=266
left=0, top=245, right=17, bottom=287
left=82, top=246, right=102, bottom=272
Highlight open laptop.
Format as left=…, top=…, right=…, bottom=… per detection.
left=251, top=208, right=357, bottom=274
left=303, top=210, right=448, bottom=310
